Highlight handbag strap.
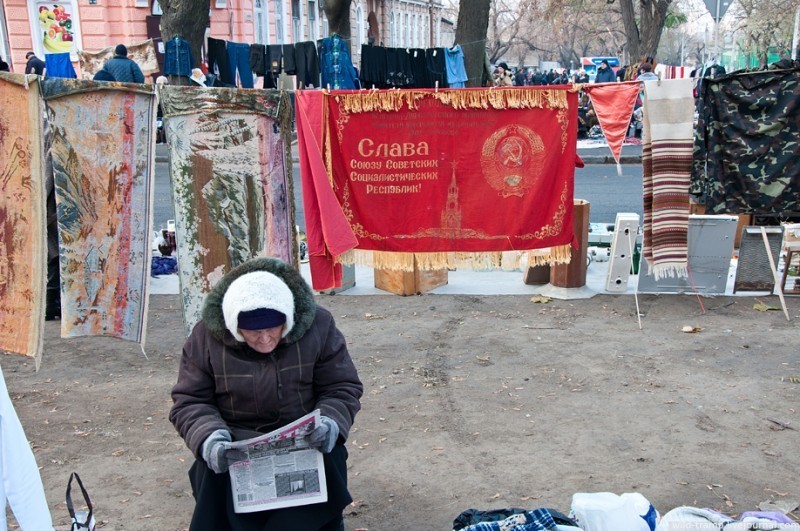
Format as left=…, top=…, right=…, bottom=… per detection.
left=66, top=472, right=93, bottom=526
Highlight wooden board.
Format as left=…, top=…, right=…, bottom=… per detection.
left=374, top=260, right=448, bottom=296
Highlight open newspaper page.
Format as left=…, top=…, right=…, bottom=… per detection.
left=225, top=410, right=328, bottom=513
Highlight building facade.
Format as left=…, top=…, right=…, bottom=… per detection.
left=0, top=0, right=444, bottom=77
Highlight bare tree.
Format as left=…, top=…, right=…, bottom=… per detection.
left=486, top=0, right=530, bottom=63
left=159, top=0, right=210, bottom=77
left=730, top=0, right=796, bottom=66
left=455, top=0, right=492, bottom=86
left=615, top=0, right=672, bottom=64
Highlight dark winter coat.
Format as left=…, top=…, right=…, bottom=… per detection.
left=99, top=56, right=144, bottom=83
left=595, top=65, right=616, bottom=83
left=169, top=257, right=363, bottom=458
left=25, top=56, right=45, bottom=75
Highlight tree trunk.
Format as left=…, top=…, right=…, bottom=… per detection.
left=455, top=0, right=491, bottom=87
left=159, top=0, right=211, bottom=81
left=324, top=0, right=352, bottom=39
left=618, top=0, right=671, bottom=65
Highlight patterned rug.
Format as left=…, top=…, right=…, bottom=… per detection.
left=41, top=78, right=156, bottom=345
left=641, top=78, right=693, bottom=280
left=78, top=39, right=159, bottom=78
left=0, top=73, right=47, bottom=368
left=159, top=87, right=294, bottom=334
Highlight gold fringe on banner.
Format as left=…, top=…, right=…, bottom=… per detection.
left=334, top=88, right=569, bottom=114
left=337, top=246, right=572, bottom=272
left=433, top=88, right=568, bottom=111
left=336, top=90, right=428, bottom=113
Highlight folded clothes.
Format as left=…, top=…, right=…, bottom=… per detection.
left=151, top=256, right=177, bottom=277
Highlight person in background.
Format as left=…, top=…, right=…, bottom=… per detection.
left=0, top=57, right=9, bottom=71
left=493, top=62, right=513, bottom=87
left=93, top=69, right=115, bottom=82
left=24, top=51, right=45, bottom=75
left=514, top=66, right=527, bottom=86
left=637, top=56, right=656, bottom=77
left=615, top=64, right=628, bottom=82
left=96, top=44, right=144, bottom=83
left=636, top=62, right=659, bottom=81
left=594, top=59, right=616, bottom=83
left=170, top=257, right=363, bottom=531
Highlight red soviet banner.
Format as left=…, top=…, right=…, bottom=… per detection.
left=325, top=88, right=577, bottom=257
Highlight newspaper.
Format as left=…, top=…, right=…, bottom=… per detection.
left=225, top=410, right=328, bottom=513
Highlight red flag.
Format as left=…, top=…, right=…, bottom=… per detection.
left=585, top=82, right=641, bottom=166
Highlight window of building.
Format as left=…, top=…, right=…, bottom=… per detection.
left=307, top=0, right=317, bottom=41
left=411, top=14, right=416, bottom=47
left=254, top=0, right=270, bottom=44
left=404, top=12, right=409, bottom=47
left=356, top=4, right=363, bottom=44
left=274, top=0, right=285, bottom=43
left=0, top=2, right=10, bottom=64
left=292, top=0, right=302, bottom=41
left=321, top=8, right=328, bottom=37
left=390, top=11, right=395, bottom=47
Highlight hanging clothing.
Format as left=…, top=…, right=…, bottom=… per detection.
left=691, top=60, right=800, bottom=214
left=164, top=36, right=193, bottom=77
left=409, top=48, right=428, bottom=88
left=386, top=47, right=413, bottom=87
left=294, top=41, right=320, bottom=88
left=226, top=41, right=254, bottom=88
left=641, top=78, right=694, bottom=280
left=281, top=43, right=297, bottom=75
left=359, top=44, right=387, bottom=88
left=445, top=44, right=468, bottom=88
left=249, top=43, right=267, bottom=76
left=319, top=35, right=358, bottom=90
left=268, top=44, right=283, bottom=75
left=425, top=48, right=448, bottom=89
left=44, top=52, right=77, bottom=78
left=207, top=37, right=233, bottom=85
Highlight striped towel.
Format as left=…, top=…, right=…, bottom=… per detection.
left=641, top=78, right=694, bottom=279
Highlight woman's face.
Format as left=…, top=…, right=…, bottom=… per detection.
left=239, top=326, right=284, bottom=354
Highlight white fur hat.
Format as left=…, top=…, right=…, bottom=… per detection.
left=222, top=271, right=295, bottom=342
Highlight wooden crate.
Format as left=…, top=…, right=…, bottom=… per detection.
left=374, top=260, right=448, bottom=296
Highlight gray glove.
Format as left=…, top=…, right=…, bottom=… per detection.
left=201, top=430, right=248, bottom=474
left=305, top=416, right=339, bottom=454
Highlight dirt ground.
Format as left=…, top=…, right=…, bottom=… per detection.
left=4, top=292, right=800, bottom=530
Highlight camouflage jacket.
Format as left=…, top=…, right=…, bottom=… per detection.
left=691, top=59, right=800, bottom=215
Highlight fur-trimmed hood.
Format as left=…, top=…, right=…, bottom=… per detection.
left=202, top=257, right=316, bottom=345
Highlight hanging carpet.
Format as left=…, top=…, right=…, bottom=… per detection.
left=41, top=77, right=156, bottom=345
left=78, top=39, right=159, bottom=78
left=159, top=87, right=294, bottom=335
left=0, top=73, right=47, bottom=368
left=641, top=78, right=694, bottom=280
left=691, top=60, right=800, bottom=215
left=300, top=87, right=578, bottom=288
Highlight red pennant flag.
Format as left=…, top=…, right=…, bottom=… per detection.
left=584, top=82, right=642, bottom=167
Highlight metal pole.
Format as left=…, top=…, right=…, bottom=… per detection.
left=792, top=4, right=800, bottom=60
left=429, top=0, right=434, bottom=47
left=714, top=0, right=720, bottom=60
